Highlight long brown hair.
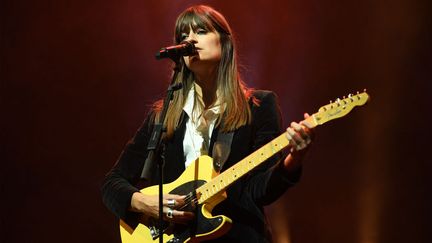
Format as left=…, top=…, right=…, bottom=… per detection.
left=154, top=5, right=254, bottom=139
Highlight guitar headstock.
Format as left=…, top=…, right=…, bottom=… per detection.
left=310, top=90, right=370, bottom=126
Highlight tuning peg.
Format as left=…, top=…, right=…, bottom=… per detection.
left=355, top=91, right=361, bottom=100
left=348, top=93, right=354, bottom=101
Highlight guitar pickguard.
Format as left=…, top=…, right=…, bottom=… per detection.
left=148, top=180, right=228, bottom=242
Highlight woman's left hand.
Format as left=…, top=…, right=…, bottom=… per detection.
left=283, top=113, right=315, bottom=172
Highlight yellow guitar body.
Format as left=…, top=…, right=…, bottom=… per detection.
left=120, top=155, right=232, bottom=243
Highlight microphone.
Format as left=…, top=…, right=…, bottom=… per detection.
left=155, top=41, right=196, bottom=60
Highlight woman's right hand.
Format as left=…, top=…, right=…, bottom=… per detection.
left=130, top=192, right=195, bottom=224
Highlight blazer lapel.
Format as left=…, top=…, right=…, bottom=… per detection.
left=209, top=125, right=234, bottom=172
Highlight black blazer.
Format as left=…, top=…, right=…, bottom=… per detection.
left=101, top=90, right=301, bottom=242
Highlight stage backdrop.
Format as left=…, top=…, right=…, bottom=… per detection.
left=2, top=0, right=431, bottom=242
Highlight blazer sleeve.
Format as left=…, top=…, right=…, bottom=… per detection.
left=101, top=112, right=155, bottom=228
left=244, top=91, right=302, bottom=206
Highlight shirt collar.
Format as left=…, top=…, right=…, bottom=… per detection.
left=183, top=83, right=223, bottom=123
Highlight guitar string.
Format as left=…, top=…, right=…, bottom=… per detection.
left=179, top=193, right=197, bottom=211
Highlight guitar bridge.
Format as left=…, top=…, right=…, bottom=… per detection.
left=149, top=225, right=182, bottom=242
left=149, top=226, right=160, bottom=240
left=148, top=221, right=170, bottom=240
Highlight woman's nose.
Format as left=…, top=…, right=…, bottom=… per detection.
left=185, top=33, right=198, bottom=43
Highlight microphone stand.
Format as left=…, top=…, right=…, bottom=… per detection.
left=145, top=56, right=183, bottom=243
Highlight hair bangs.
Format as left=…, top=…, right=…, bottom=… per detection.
left=174, top=8, right=215, bottom=44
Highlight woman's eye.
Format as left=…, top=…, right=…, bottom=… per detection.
left=180, top=33, right=188, bottom=40
left=197, top=29, right=207, bottom=35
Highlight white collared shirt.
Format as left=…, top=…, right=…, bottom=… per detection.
left=183, top=83, right=222, bottom=167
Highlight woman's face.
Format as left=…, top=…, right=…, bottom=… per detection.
left=181, top=26, right=222, bottom=73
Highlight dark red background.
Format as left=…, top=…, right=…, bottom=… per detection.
left=2, top=0, right=431, bottom=242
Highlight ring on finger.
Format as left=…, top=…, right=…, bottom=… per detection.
left=296, top=143, right=305, bottom=150
left=167, top=199, right=176, bottom=208
left=167, top=208, right=174, bottom=219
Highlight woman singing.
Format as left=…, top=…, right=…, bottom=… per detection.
left=102, top=5, right=314, bottom=242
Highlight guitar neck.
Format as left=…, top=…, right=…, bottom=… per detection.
left=195, top=91, right=369, bottom=204
left=196, top=116, right=318, bottom=204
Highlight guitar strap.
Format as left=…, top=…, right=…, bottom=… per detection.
left=211, top=129, right=234, bottom=172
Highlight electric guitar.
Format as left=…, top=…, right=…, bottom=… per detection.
left=120, top=91, right=370, bottom=243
